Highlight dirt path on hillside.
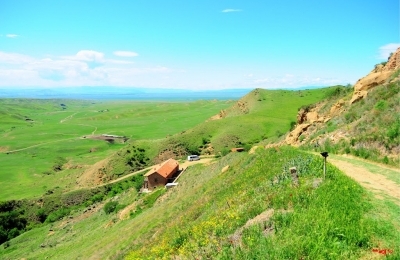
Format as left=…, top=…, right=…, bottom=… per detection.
left=96, top=158, right=215, bottom=188
left=179, top=158, right=214, bottom=169
left=60, top=112, right=78, bottom=123
left=328, top=155, right=400, bottom=205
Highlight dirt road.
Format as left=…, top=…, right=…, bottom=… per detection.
left=328, top=154, right=400, bottom=205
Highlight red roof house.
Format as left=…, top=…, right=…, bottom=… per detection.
left=144, top=159, right=179, bottom=190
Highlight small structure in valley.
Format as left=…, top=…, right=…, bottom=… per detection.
left=143, top=158, right=179, bottom=190
left=231, top=147, right=244, bottom=152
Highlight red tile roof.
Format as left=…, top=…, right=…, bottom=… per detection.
left=145, top=158, right=179, bottom=178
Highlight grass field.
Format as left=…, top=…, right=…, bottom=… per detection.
left=0, top=87, right=336, bottom=201
left=1, top=147, right=398, bottom=259
left=0, top=98, right=234, bottom=200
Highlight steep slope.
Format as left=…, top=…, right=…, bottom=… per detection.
left=351, top=48, right=400, bottom=103
left=285, top=48, right=400, bottom=165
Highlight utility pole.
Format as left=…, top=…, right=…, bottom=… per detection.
left=320, top=152, right=328, bottom=179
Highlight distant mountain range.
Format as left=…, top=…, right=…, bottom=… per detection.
left=0, top=87, right=250, bottom=100
left=0, top=86, right=325, bottom=100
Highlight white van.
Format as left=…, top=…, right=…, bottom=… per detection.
left=187, top=155, right=200, bottom=161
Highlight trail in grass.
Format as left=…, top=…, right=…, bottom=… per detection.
left=328, top=154, right=400, bottom=205
left=60, top=112, right=78, bottom=123
left=2, top=124, right=98, bottom=154
left=2, top=137, right=79, bottom=153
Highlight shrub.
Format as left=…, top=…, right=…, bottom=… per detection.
left=104, top=201, right=119, bottom=214
left=383, top=156, right=389, bottom=164
left=387, top=119, right=400, bottom=140
left=0, top=210, right=27, bottom=244
left=45, top=208, right=71, bottom=223
left=289, top=121, right=296, bottom=131
left=143, top=189, right=165, bottom=208
left=374, top=100, right=387, bottom=111
left=36, top=208, right=47, bottom=223
left=115, top=203, right=126, bottom=213
left=91, top=193, right=104, bottom=203
left=130, top=207, right=143, bottom=218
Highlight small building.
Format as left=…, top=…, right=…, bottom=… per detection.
left=143, top=159, right=179, bottom=190
left=231, top=147, right=245, bottom=152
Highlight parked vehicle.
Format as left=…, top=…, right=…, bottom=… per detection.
left=187, top=155, right=200, bottom=161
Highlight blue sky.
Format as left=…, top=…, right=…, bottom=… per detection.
left=0, top=0, right=398, bottom=90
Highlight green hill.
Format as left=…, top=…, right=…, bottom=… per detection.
left=103, top=87, right=333, bottom=179
left=1, top=82, right=399, bottom=259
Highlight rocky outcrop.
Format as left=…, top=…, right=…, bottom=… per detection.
left=351, top=47, right=400, bottom=103
left=297, top=106, right=314, bottom=124
left=306, top=111, right=319, bottom=123
left=383, top=48, right=400, bottom=72
left=330, top=99, right=345, bottom=115
left=285, top=123, right=311, bottom=145
left=209, top=109, right=226, bottom=120
left=236, top=101, right=249, bottom=114
left=287, top=103, right=330, bottom=145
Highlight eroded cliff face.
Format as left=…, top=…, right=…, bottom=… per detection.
left=350, top=47, right=400, bottom=103
left=285, top=47, right=400, bottom=147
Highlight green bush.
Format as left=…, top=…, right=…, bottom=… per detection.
left=374, top=100, right=387, bottom=111
left=289, top=121, right=296, bottom=131
left=36, top=208, right=47, bottom=223
left=91, top=193, right=104, bottom=203
left=103, top=201, right=119, bottom=214
left=387, top=119, right=400, bottom=140
left=0, top=210, right=27, bottom=244
left=115, top=203, right=126, bottom=213
left=383, top=156, right=389, bottom=164
left=143, top=189, right=165, bottom=208
left=45, top=208, right=71, bottom=223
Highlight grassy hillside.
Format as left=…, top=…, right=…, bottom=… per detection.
left=1, top=147, right=398, bottom=259
left=0, top=99, right=233, bottom=200
left=104, top=87, right=334, bottom=177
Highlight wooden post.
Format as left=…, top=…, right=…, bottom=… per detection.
left=320, top=152, right=328, bottom=179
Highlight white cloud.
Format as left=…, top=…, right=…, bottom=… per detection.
left=0, top=52, right=35, bottom=64
left=6, top=34, right=19, bottom=38
left=0, top=50, right=175, bottom=87
left=62, top=50, right=105, bottom=69
left=113, top=51, right=138, bottom=57
left=222, top=9, right=242, bottom=13
left=378, top=43, right=400, bottom=59
left=75, top=50, right=104, bottom=62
